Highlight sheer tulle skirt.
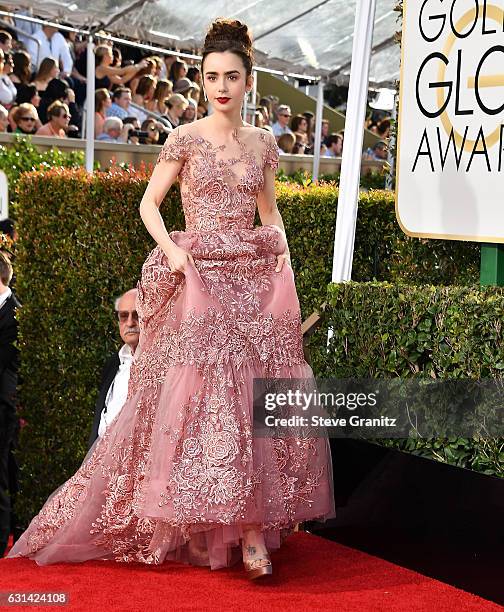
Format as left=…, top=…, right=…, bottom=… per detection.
left=8, top=225, right=335, bottom=568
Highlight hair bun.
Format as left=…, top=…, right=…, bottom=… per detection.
left=202, top=18, right=254, bottom=77
left=204, top=18, right=253, bottom=53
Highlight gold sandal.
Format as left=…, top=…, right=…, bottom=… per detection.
left=243, top=556, right=273, bottom=580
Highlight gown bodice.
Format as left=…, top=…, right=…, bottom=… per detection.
left=156, top=124, right=280, bottom=232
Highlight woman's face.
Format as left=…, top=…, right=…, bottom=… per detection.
left=104, top=94, right=112, bottom=108
left=299, top=118, right=308, bottom=132
left=16, top=110, right=37, bottom=133
left=145, top=84, right=155, bottom=101
left=174, top=102, right=187, bottom=118
left=183, top=105, right=195, bottom=121
left=54, top=107, right=70, bottom=130
left=203, top=51, right=251, bottom=116
left=3, top=56, right=13, bottom=75
left=104, top=48, right=113, bottom=66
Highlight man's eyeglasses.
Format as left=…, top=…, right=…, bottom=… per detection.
left=117, top=310, right=139, bottom=322
left=280, top=113, right=291, bottom=118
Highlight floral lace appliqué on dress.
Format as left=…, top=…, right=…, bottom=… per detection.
left=7, top=124, right=335, bottom=570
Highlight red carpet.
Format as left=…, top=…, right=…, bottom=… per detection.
left=1, top=532, right=500, bottom=611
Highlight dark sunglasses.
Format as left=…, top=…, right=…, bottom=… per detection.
left=117, top=310, right=139, bottom=322
left=19, top=117, right=36, bottom=122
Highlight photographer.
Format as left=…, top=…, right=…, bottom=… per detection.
left=122, top=116, right=141, bottom=145
left=139, top=118, right=171, bottom=145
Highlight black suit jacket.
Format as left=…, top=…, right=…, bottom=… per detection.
left=0, top=293, right=21, bottom=410
left=88, top=353, right=120, bottom=449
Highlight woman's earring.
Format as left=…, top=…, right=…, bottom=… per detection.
left=203, top=88, right=208, bottom=102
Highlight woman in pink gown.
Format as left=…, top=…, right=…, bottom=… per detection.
left=7, top=18, right=334, bottom=579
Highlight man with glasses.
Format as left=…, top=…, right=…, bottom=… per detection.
left=35, top=100, right=70, bottom=137
left=88, top=289, right=139, bottom=448
left=271, top=104, right=293, bottom=139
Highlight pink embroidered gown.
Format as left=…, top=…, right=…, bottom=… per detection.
left=7, top=124, right=335, bottom=568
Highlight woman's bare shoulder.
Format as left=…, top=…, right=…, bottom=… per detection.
left=176, top=117, right=211, bottom=138
left=240, top=124, right=276, bottom=147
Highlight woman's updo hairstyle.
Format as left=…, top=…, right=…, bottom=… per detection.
left=202, top=18, right=254, bottom=78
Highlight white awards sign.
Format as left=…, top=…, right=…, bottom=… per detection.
left=396, top=0, right=504, bottom=242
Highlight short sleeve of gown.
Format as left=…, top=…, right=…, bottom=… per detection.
left=262, top=132, right=280, bottom=172
left=156, top=127, right=191, bottom=165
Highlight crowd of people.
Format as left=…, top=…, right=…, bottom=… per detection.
left=0, top=12, right=389, bottom=161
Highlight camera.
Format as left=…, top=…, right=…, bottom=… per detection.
left=129, top=130, right=149, bottom=138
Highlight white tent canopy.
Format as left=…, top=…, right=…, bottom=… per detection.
left=3, top=0, right=400, bottom=85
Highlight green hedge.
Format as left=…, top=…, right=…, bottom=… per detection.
left=276, top=166, right=390, bottom=190
left=274, top=183, right=480, bottom=318
left=0, top=136, right=84, bottom=219
left=306, top=281, right=504, bottom=477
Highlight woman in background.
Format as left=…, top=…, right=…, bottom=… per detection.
left=145, top=79, right=173, bottom=116
left=33, top=58, right=59, bottom=95
left=11, top=103, right=39, bottom=134
left=162, top=93, right=188, bottom=129
left=94, top=88, right=111, bottom=138
left=9, top=51, right=32, bottom=88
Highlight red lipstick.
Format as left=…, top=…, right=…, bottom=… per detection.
left=216, top=97, right=231, bottom=104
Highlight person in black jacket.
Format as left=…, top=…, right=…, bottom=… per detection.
left=88, top=288, right=139, bottom=449
left=0, top=252, right=20, bottom=557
